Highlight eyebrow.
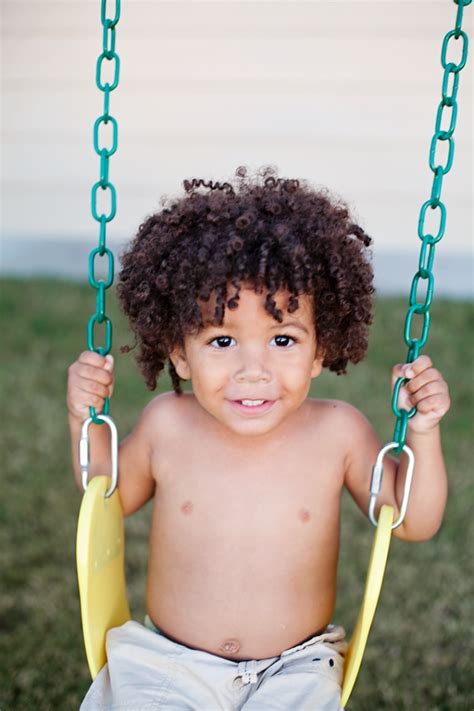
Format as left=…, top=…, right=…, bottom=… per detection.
left=270, top=321, right=310, bottom=334
left=203, top=320, right=310, bottom=335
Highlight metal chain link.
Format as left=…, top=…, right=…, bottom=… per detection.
left=391, top=0, right=470, bottom=452
left=87, top=0, right=121, bottom=424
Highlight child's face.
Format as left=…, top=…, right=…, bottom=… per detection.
left=170, top=286, right=323, bottom=442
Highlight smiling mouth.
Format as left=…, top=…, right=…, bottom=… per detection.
left=229, top=399, right=276, bottom=415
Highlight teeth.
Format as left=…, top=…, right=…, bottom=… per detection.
left=241, top=399, right=265, bottom=406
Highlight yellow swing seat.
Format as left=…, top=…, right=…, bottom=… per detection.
left=76, top=475, right=131, bottom=680
left=340, top=504, right=393, bottom=706
left=76, top=475, right=393, bottom=705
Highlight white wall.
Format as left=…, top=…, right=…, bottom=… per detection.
left=1, top=1, right=473, bottom=283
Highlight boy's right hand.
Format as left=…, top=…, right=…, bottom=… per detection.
left=67, top=351, right=114, bottom=421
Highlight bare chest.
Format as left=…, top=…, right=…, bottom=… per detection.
left=151, top=428, right=345, bottom=551
left=145, top=397, right=349, bottom=656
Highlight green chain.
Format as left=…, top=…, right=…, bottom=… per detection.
left=87, top=0, right=121, bottom=424
left=391, top=0, right=471, bottom=451
left=82, top=0, right=470, bottom=434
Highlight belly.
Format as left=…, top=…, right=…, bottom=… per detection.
left=145, top=500, right=340, bottom=660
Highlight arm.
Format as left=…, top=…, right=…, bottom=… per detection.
left=67, top=351, right=155, bottom=516
left=344, top=355, right=450, bottom=541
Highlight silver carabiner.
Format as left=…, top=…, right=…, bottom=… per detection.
left=79, top=414, right=119, bottom=498
left=368, top=441, right=415, bottom=530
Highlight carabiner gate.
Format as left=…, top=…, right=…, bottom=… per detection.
left=368, top=441, right=415, bottom=530
left=79, top=414, right=119, bottom=498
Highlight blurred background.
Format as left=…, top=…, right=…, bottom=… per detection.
left=1, top=1, right=473, bottom=709
left=2, top=0, right=472, bottom=291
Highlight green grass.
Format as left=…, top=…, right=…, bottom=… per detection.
left=1, top=278, right=472, bottom=710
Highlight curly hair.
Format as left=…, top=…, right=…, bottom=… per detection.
left=118, top=165, right=374, bottom=393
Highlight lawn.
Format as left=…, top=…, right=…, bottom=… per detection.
left=0, top=278, right=472, bottom=710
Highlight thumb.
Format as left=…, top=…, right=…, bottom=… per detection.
left=391, top=363, right=404, bottom=390
left=104, top=354, right=114, bottom=371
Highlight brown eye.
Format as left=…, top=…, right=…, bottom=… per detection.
left=209, top=336, right=234, bottom=348
left=273, top=335, right=296, bottom=347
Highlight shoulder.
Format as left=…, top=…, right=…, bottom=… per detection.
left=305, top=398, right=375, bottom=443
left=142, top=390, right=196, bottom=419
left=139, top=390, right=197, bottom=435
left=305, top=398, right=380, bottom=483
left=305, top=397, right=365, bottom=421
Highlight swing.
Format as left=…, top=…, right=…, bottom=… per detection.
left=76, top=0, right=470, bottom=705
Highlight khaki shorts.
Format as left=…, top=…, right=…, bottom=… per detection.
left=81, top=618, right=347, bottom=710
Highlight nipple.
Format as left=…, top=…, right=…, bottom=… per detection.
left=299, top=507, right=311, bottom=523
left=220, top=639, right=241, bottom=655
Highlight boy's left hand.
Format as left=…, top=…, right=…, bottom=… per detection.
left=391, top=355, right=451, bottom=434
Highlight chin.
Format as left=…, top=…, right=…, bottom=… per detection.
left=226, top=418, right=281, bottom=439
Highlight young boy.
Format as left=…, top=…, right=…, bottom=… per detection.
left=68, top=167, right=450, bottom=710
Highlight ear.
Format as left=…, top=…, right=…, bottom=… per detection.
left=310, top=349, right=324, bottom=379
left=169, top=345, right=191, bottom=380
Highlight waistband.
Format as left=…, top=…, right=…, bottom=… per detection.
left=144, top=615, right=345, bottom=662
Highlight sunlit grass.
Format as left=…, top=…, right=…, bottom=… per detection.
left=1, top=278, right=472, bottom=709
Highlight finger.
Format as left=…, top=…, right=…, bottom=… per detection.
left=406, top=367, right=445, bottom=394
left=67, top=391, right=106, bottom=417
left=104, top=354, right=114, bottom=372
left=391, top=364, right=405, bottom=387
left=412, top=393, right=450, bottom=416
left=401, top=355, right=433, bottom=379
left=408, top=380, right=449, bottom=406
left=76, top=392, right=108, bottom=411
left=78, top=350, right=109, bottom=368
left=75, top=363, right=113, bottom=387
left=75, top=377, right=111, bottom=400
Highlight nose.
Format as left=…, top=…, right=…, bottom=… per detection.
left=233, top=346, right=272, bottom=384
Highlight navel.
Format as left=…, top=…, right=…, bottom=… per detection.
left=220, top=638, right=241, bottom=655
left=298, top=507, right=311, bottom=523
left=180, top=500, right=194, bottom=515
